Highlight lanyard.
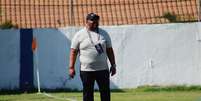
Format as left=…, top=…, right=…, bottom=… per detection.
left=87, top=29, right=100, bottom=45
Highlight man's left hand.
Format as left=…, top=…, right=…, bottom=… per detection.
left=110, top=66, right=116, bottom=76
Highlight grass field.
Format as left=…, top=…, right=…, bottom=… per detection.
left=1, top=86, right=201, bottom=101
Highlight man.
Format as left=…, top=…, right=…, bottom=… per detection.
left=69, top=13, right=116, bottom=101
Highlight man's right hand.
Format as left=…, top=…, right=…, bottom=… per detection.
left=69, top=49, right=77, bottom=79
left=69, top=68, right=75, bottom=78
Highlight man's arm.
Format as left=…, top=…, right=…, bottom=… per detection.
left=69, top=48, right=78, bottom=78
left=106, top=47, right=116, bottom=76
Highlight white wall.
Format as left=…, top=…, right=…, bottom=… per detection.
left=33, top=28, right=82, bottom=90
left=1, top=23, right=201, bottom=90
left=103, top=23, right=201, bottom=88
left=0, top=29, right=20, bottom=89
left=33, top=23, right=201, bottom=90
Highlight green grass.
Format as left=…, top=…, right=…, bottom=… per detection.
left=133, top=85, right=201, bottom=92
left=0, top=86, right=201, bottom=101
left=0, top=91, right=201, bottom=101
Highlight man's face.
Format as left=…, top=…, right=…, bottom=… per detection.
left=86, top=20, right=99, bottom=31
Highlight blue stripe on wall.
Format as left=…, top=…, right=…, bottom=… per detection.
left=20, top=29, right=34, bottom=91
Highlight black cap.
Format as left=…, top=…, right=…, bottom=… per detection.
left=86, top=13, right=100, bottom=21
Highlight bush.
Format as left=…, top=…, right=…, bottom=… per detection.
left=163, top=12, right=177, bottom=23
left=0, top=20, right=18, bottom=29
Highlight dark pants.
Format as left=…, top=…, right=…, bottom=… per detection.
left=80, top=70, right=110, bottom=101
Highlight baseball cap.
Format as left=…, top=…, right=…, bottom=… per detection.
left=86, top=13, right=100, bottom=21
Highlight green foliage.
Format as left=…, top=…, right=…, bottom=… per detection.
left=0, top=20, right=18, bottom=29
left=135, top=85, right=201, bottom=92
left=163, top=12, right=177, bottom=23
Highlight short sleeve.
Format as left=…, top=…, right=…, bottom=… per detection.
left=104, top=31, right=112, bottom=48
left=71, top=33, right=80, bottom=50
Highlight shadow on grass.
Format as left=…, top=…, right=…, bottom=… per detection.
left=0, top=88, right=126, bottom=95
left=2, top=85, right=201, bottom=95
left=0, top=88, right=81, bottom=95
left=0, top=89, right=29, bottom=95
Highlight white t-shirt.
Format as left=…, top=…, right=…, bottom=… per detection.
left=71, top=27, right=112, bottom=71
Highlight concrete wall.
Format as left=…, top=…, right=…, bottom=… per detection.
left=0, top=30, right=20, bottom=89
left=103, top=23, right=201, bottom=88
left=0, top=23, right=201, bottom=90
